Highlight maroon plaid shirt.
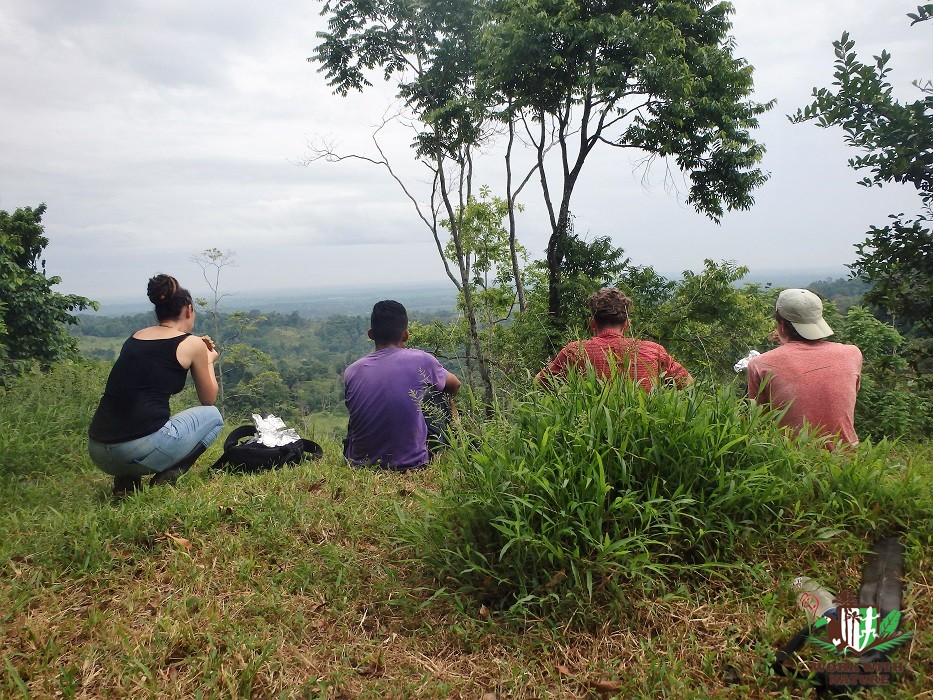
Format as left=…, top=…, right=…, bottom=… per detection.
left=545, top=329, right=691, bottom=390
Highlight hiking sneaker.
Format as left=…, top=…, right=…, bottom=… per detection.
left=150, top=466, right=184, bottom=486
left=150, top=444, right=206, bottom=487
left=112, top=475, right=142, bottom=501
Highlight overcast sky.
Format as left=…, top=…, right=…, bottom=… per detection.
left=0, top=0, right=927, bottom=303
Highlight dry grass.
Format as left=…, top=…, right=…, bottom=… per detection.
left=2, top=456, right=930, bottom=699
left=1, top=364, right=930, bottom=698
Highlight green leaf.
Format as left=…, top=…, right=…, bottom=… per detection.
left=878, top=609, right=901, bottom=638
left=867, top=632, right=913, bottom=654
left=808, top=637, right=838, bottom=653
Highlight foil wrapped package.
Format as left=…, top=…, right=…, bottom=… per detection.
left=733, top=349, right=761, bottom=373
left=251, top=413, right=301, bottom=447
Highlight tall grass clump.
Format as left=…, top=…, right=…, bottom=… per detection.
left=405, top=367, right=931, bottom=618
left=0, top=361, right=107, bottom=479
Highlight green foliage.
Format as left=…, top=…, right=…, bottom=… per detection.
left=551, top=233, right=631, bottom=335
left=835, top=306, right=933, bottom=441
left=791, top=30, right=931, bottom=202
left=314, top=0, right=485, bottom=157
left=631, top=260, right=774, bottom=383
left=853, top=216, right=933, bottom=339
left=509, top=232, right=630, bottom=368
left=0, top=204, right=97, bottom=379
left=482, top=0, right=771, bottom=220
left=790, top=11, right=933, bottom=342
left=404, top=369, right=930, bottom=619
left=0, top=362, right=106, bottom=479
left=442, top=186, right=525, bottom=324
left=219, top=344, right=295, bottom=419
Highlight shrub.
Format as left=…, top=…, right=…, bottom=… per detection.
left=836, top=306, right=933, bottom=440
left=405, top=368, right=930, bottom=619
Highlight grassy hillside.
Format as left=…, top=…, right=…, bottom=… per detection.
left=1, top=364, right=930, bottom=698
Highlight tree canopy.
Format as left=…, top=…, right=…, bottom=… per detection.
left=0, top=204, right=97, bottom=378
left=312, top=0, right=772, bottom=330
left=790, top=5, right=932, bottom=342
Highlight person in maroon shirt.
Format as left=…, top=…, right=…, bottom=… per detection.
left=536, top=287, right=693, bottom=389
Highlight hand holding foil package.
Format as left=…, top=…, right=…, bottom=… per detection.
left=251, top=414, right=301, bottom=446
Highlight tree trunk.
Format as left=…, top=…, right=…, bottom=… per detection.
left=505, top=114, right=526, bottom=312
left=435, top=148, right=495, bottom=405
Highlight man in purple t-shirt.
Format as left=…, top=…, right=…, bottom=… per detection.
left=344, top=300, right=461, bottom=471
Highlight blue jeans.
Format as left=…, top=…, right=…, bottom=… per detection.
left=88, top=406, right=224, bottom=477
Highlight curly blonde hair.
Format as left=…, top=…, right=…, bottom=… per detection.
left=588, top=287, right=632, bottom=327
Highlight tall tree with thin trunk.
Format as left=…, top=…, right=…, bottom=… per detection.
left=311, top=0, right=505, bottom=402
left=478, top=0, right=772, bottom=329
left=311, top=0, right=771, bottom=363
left=191, top=248, right=236, bottom=415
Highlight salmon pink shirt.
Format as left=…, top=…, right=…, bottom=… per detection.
left=748, top=340, right=862, bottom=446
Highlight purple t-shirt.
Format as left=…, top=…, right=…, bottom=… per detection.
left=344, top=347, right=449, bottom=468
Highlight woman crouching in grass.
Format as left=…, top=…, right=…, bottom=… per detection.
left=87, top=274, right=224, bottom=500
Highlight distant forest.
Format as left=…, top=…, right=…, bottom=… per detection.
left=71, top=309, right=461, bottom=419
left=70, top=276, right=869, bottom=420
left=806, top=276, right=872, bottom=313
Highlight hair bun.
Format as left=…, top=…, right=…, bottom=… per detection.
left=147, top=274, right=180, bottom=305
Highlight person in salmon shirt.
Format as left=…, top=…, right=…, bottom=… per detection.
left=748, top=288, right=862, bottom=447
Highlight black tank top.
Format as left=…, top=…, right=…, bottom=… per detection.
left=88, top=334, right=190, bottom=443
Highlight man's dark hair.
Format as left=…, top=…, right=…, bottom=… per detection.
left=775, top=310, right=810, bottom=343
left=370, top=300, right=408, bottom=344
left=589, top=288, right=633, bottom=328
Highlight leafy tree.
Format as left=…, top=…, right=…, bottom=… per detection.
left=311, top=0, right=503, bottom=403
left=479, top=0, right=772, bottom=319
left=0, top=204, right=97, bottom=378
left=311, top=0, right=771, bottom=377
left=854, top=216, right=932, bottom=342
left=790, top=6, right=932, bottom=346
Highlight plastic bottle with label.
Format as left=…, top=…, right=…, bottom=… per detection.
left=793, top=576, right=837, bottom=622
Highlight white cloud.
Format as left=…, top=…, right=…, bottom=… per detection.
left=1, top=0, right=928, bottom=302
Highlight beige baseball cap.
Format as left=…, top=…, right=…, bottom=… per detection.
left=776, top=289, right=833, bottom=340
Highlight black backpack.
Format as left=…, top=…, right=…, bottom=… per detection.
left=210, top=424, right=323, bottom=473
